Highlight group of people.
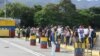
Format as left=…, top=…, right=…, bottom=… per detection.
left=16, top=25, right=96, bottom=49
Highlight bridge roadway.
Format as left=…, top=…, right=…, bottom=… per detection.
left=0, top=38, right=74, bottom=56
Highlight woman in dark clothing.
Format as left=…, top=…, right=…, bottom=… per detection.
left=38, top=27, right=43, bottom=43
left=26, top=27, right=30, bottom=41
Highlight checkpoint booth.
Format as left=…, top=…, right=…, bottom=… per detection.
left=0, top=18, right=16, bottom=37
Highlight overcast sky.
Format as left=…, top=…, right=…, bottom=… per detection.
left=0, top=0, right=100, bottom=9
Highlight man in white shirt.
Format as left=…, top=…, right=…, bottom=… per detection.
left=84, top=28, right=89, bottom=37
left=77, top=25, right=85, bottom=43
left=57, top=26, right=62, bottom=36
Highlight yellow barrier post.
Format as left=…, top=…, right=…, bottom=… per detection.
left=86, top=37, right=89, bottom=48
left=41, top=36, right=48, bottom=49
left=30, top=34, right=36, bottom=46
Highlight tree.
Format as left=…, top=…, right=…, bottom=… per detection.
left=35, top=0, right=77, bottom=27
left=1, top=1, right=100, bottom=28
left=35, top=3, right=61, bottom=27
left=6, top=3, right=27, bottom=18
left=89, top=7, right=100, bottom=28
left=77, top=9, right=92, bottom=25
left=59, top=0, right=77, bottom=26
left=0, top=9, right=4, bottom=17
left=34, top=5, right=42, bottom=13
left=4, top=3, right=35, bottom=27
left=20, top=7, right=35, bottom=27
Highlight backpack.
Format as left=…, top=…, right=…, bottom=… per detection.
left=91, top=30, right=96, bottom=38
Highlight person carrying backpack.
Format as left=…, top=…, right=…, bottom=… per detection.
left=88, top=26, right=95, bottom=49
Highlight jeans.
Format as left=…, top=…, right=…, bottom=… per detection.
left=89, top=38, right=94, bottom=49
left=66, top=36, right=70, bottom=45
left=48, top=37, right=51, bottom=47
left=61, top=35, right=64, bottom=43
left=51, top=42, right=56, bottom=56
left=81, top=38, right=84, bottom=43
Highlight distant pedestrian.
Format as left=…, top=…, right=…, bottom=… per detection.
left=38, top=27, right=43, bottom=43
left=18, top=27, right=21, bottom=38
left=64, top=26, right=71, bottom=45
left=47, top=27, right=52, bottom=47
left=72, top=26, right=78, bottom=43
left=30, top=27, right=36, bottom=35
left=22, top=26, right=26, bottom=37
left=26, top=27, right=31, bottom=41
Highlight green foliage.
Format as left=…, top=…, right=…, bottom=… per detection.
left=0, top=3, right=43, bottom=27
left=77, top=9, right=91, bottom=25
left=89, top=7, right=100, bottom=28
left=20, top=7, right=35, bottom=27
left=34, top=5, right=42, bottom=13
left=0, top=0, right=100, bottom=28
left=3, top=3, right=35, bottom=27
left=35, top=4, right=61, bottom=26
left=59, top=0, right=76, bottom=26
left=35, top=0, right=77, bottom=27
left=90, top=7, right=100, bottom=14
left=0, top=9, right=4, bottom=17
left=5, top=3, right=26, bottom=18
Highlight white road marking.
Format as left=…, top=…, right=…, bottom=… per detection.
left=0, top=39, right=46, bottom=56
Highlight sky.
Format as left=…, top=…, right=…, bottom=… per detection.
left=0, top=0, right=100, bottom=9
left=72, top=0, right=100, bottom=9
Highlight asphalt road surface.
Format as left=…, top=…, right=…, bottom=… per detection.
left=0, top=38, right=74, bottom=56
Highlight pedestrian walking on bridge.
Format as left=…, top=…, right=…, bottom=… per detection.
left=26, top=27, right=30, bottom=41
left=50, top=27, right=56, bottom=56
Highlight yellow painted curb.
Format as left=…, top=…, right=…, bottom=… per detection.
left=61, top=44, right=100, bottom=56
left=61, top=45, right=74, bottom=51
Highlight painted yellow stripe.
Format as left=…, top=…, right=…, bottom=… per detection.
left=30, top=35, right=36, bottom=39
left=0, top=30, right=9, bottom=36
left=41, top=37, right=48, bottom=42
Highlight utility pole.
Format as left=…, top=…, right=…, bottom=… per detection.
left=4, top=0, right=7, bottom=18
